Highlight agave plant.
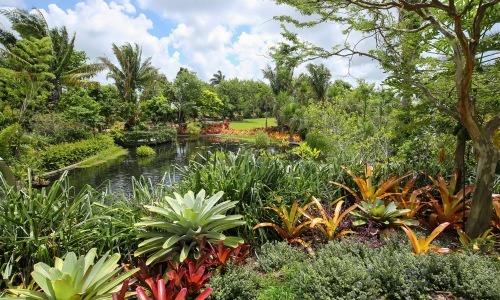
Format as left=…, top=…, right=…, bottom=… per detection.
left=351, top=198, right=419, bottom=228
left=330, top=164, right=409, bottom=204
left=135, top=190, right=246, bottom=265
left=3, top=248, right=139, bottom=300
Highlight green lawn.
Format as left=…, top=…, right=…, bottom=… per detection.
left=229, top=118, right=277, bottom=130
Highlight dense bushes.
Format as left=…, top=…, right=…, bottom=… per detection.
left=210, top=241, right=500, bottom=299
left=112, top=127, right=177, bottom=146
left=38, top=135, right=115, bottom=171
left=0, top=123, right=22, bottom=160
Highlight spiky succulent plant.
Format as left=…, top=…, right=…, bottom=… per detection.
left=135, top=190, right=246, bottom=265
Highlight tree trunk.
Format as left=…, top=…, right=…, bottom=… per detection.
left=453, top=128, right=466, bottom=194
left=465, top=136, right=499, bottom=238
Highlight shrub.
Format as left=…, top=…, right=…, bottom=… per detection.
left=257, top=242, right=308, bottom=273
left=137, top=145, right=156, bottom=157
left=186, top=120, right=202, bottom=139
left=305, top=131, right=329, bottom=154
left=38, top=134, right=115, bottom=171
left=287, top=142, right=321, bottom=160
left=278, top=240, right=500, bottom=299
left=30, top=113, right=91, bottom=144
left=254, top=132, right=270, bottom=149
left=0, top=123, right=22, bottom=160
left=113, top=127, right=177, bottom=147
left=207, top=264, right=259, bottom=300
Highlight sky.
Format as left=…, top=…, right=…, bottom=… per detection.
left=0, top=0, right=385, bottom=85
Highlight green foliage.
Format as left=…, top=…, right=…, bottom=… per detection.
left=200, top=89, right=224, bottom=118
left=287, top=142, right=320, bottom=160
left=257, top=242, right=308, bottom=274
left=305, top=131, right=328, bottom=154
left=112, top=128, right=177, bottom=147
left=351, top=198, right=419, bottom=228
left=136, top=145, right=156, bottom=157
left=0, top=36, right=54, bottom=125
left=186, top=120, right=202, bottom=139
left=0, top=171, right=141, bottom=285
left=30, top=113, right=91, bottom=144
left=135, top=189, right=246, bottom=265
left=98, top=42, right=161, bottom=127
left=207, top=263, right=259, bottom=300
left=174, top=150, right=352, bottom=245
left=277, top=240, right=500, bottom=299
left=254, top=132, right=270, bottom=149
left=4, top=248, right=138, bottom=300
left=59, top=88, right=105, bottom=129
left=141, top=95, right=176, bottom=123
left=38, top=135, right=114, bottom=171
left=0, top=123, right=22, bottom=160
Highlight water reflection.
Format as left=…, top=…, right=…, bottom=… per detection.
left=49, top=137, right=252, bottom=196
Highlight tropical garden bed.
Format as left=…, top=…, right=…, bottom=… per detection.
left=1, top=149, right=499, bottom=299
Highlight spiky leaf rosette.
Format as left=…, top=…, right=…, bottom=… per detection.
left=4, top=248, right=138, bottom=300
left=135, top=190, right=246, bottom=265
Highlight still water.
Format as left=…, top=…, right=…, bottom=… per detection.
left=48, top=137, right=252, bottom=196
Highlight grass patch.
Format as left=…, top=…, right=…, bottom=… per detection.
left=229, top=118, right=277, bottom=130
left=77, top=145, right=128, bottom=168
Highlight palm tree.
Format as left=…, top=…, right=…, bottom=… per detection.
left=209, top=70, right=225, bottom=86
left=261, top=63, right=294, bottom=96
left=306, top=63, right=331, bottom=102
left=98, top=42, right=160, bottom=128
left=0, top=8, right=102, bottom=105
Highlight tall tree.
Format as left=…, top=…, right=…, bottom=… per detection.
left=306, top=63, right=331, bottom=102
left=273, top=0, right=500, bottom=237
left=209, top=70, right=225, bottom=86
left=0, top=8, right=102, bottom=105
left=99, top=42, right=161, bottom=128
left=0, top=36, right=54, bottom=124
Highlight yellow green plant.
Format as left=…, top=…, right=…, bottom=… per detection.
left=351, top=198, right=419, bottom=228
left=330, top=164, right=408, bottom=204
left=423, top=170, right=474, bottom=229
left=400, top=222, right=451, bottom=255
left=253, top=200, right=314, bottom=248
left=300, top=196, right=357, bottom=241
left=457, top=228, right=496, bottom=253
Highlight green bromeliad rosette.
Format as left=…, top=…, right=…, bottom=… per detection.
left=135, top=189, right=246, bottom=265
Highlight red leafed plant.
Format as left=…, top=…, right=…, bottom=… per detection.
left=166, top=260, right=213, bottom=297
left=204, top=239, right=250, bottom=270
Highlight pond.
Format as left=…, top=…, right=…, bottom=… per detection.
left=47, top=137, right=255, bottom=196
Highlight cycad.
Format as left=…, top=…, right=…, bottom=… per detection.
left=135, top=190, right=246, bottom=265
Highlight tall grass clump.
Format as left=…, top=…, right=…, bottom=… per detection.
left=0, top=171, right=142, bottom=285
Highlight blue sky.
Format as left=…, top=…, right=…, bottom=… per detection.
left=0, top=0, right=384, bottom=84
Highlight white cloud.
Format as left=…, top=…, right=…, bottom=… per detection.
left=2, top=0, right=386, bottom=86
